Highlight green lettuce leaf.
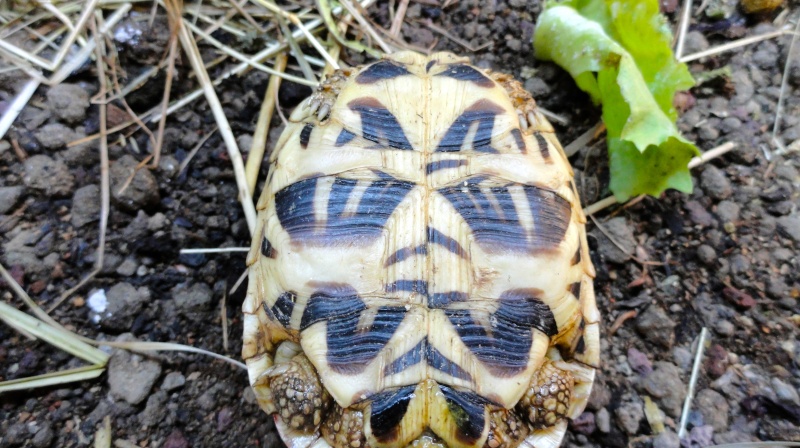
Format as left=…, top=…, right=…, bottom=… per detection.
left=534, top=1, right=699, bottom=201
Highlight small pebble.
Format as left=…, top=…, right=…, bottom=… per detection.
left=697, top=244, right=717, bottom=265
left=161, top=372, right=186, bottom=391
left=595, top=408, right=611, bottom=433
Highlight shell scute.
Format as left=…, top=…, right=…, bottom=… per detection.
left=243, top=51, right=599, bottom=448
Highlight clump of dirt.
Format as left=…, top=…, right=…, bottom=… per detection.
left=1, top=1, right=798, bottom=447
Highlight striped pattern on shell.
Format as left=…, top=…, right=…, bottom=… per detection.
left=242, top=51, right=600, bottom=448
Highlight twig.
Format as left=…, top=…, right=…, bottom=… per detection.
left=146, top=0, right=377, bottom=124
left=229, top=268, right=249, bottom=296
left=246, top=52, right=287, bottom=196
left=674, top=0, right=693, bottom=59
left=680, top=29, right=798, bottom=62
left=390, top=0, right=409, bottom=37
left=179, top=247, right=250, bottom=254
left=678, top=327, right=708, bottom=439
left=175, top=13, right=257, bottom=235
left=608, top=310, right=637, bottom=336
left=564, top=122, right=605, bottom=157
left=772, top=15, right=800, bottom=154
left=339, top=0, right=394, bottom=54
left=253, top=0, right=340, bottom=69
left=150, top=0, right=182, bottom=168
left=48, top=16, right=112, bottom=313
left=0, top=78, right=39, bottom=140
left=688, top=141, right=735, bottom=168
left=537, top=106, right=569, bottom=126
left=183, top=18, right=316, bottom=86
left=221, top=283, right=229, bottom=352
left=583, top=142, right=736, bottom=215
left=176, top=126, right=219, bottom=177
left=420, top=18, right=491, bottom=53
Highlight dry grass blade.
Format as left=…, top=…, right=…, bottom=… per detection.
left=254, top=0, right=339, bottom=68
left=390, top=0, right=410, bottom=37
left=103, top=341, right=247, bottom=370
left=674, top=0, right=693, bottom=58
left=679, top=28, right=798, bottom=62
left=146, top=3, right=351, bottom=124
left=420, top=18, right=490, bottom=52
left=95, top=416, right=112, bottom=448
left=0, top=78, right=39, bottom=139
left=246, top=52, right=287, bottom=195
left=678, top=327, right=708, bottom=439
left=176, top=126, right=219, bottom=177
left=149, top=0, right=182, bottom=168
left=0, top=299, right=108, bottom=366
left=0, top=364, right=106, bottom=393
left=48, top=14, right=114, bottom=312
left=182, top=18, right=317, bottom=86
left=180, top=247, right=250, bottom=253
left=221, top=285, right=229, bottom=352
left=772, top=14, right=800, bottom=155
left=276, top=15, right=317, bottom=83
left=563, top=122, right=604, bottom=157
left=318, top=0, right=383, bottom=58
left=172, top=0, right=257, bottom=235
left=1, top=0, right=99, bottom=71
left=338, top=0, right=394, bottom=53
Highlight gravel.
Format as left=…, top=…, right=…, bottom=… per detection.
left=107, top=334, right=162, bottom=405
left=71, top=184, right=101, bottom=228
left=715, top=200, right=740, bottom=224
left=595, top=408, right=611, bottom=433
left=101, top=282, right=149, bottom=331
left=695, top=388, right=729, bottom=431
left=46, top=83, right=90, bottom=124
left=31, top=423, right=54, bottom=448
left=635, top=305, right=676, bottom=349
left=22, top=154, right=74, bottom=197
left=652, top=430, right=680, bottom=448
left=637, top=362, right=686, bottom=418
left=591, top=217, right=637, bottom=264
left=171, top=281, right=213, bottom=319
left=700, top=165, right=732, bottom=201
left=771, top=377, right=800, bottom=405
left=161, top=371, right=187, bottom=391
left=0, top=186, right=24, bottom=214
left=776, top=214, right=800, bottom=243
left=109, top=154, right=161, bottom=212
left=696, top=244, right=716, bottom=265
left=33, top=122, right=79, bottom=150
left=615, top=398, right=644, bottom=435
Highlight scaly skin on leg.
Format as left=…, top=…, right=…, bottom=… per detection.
left=516, top=361, right=575, bottom=429
left=321, top=404, right=368, bottom=448
left=489, top=71, right=553, bottom=134
left=269, top=354, right=332, bottom=433
left=485, top=409, right=530, bottom=448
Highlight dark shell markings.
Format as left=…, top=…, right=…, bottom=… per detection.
left=242, top=51, right=600, bottom=448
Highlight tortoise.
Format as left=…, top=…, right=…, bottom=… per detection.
left=242, top=51, right=600, bottom=448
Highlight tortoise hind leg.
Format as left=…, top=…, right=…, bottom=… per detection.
left=268, top=351, right=333, bottom=433
left=516, top=360, right=575, bottom=429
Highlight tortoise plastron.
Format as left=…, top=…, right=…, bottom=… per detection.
left=243, top=51, right=600, bottom=448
